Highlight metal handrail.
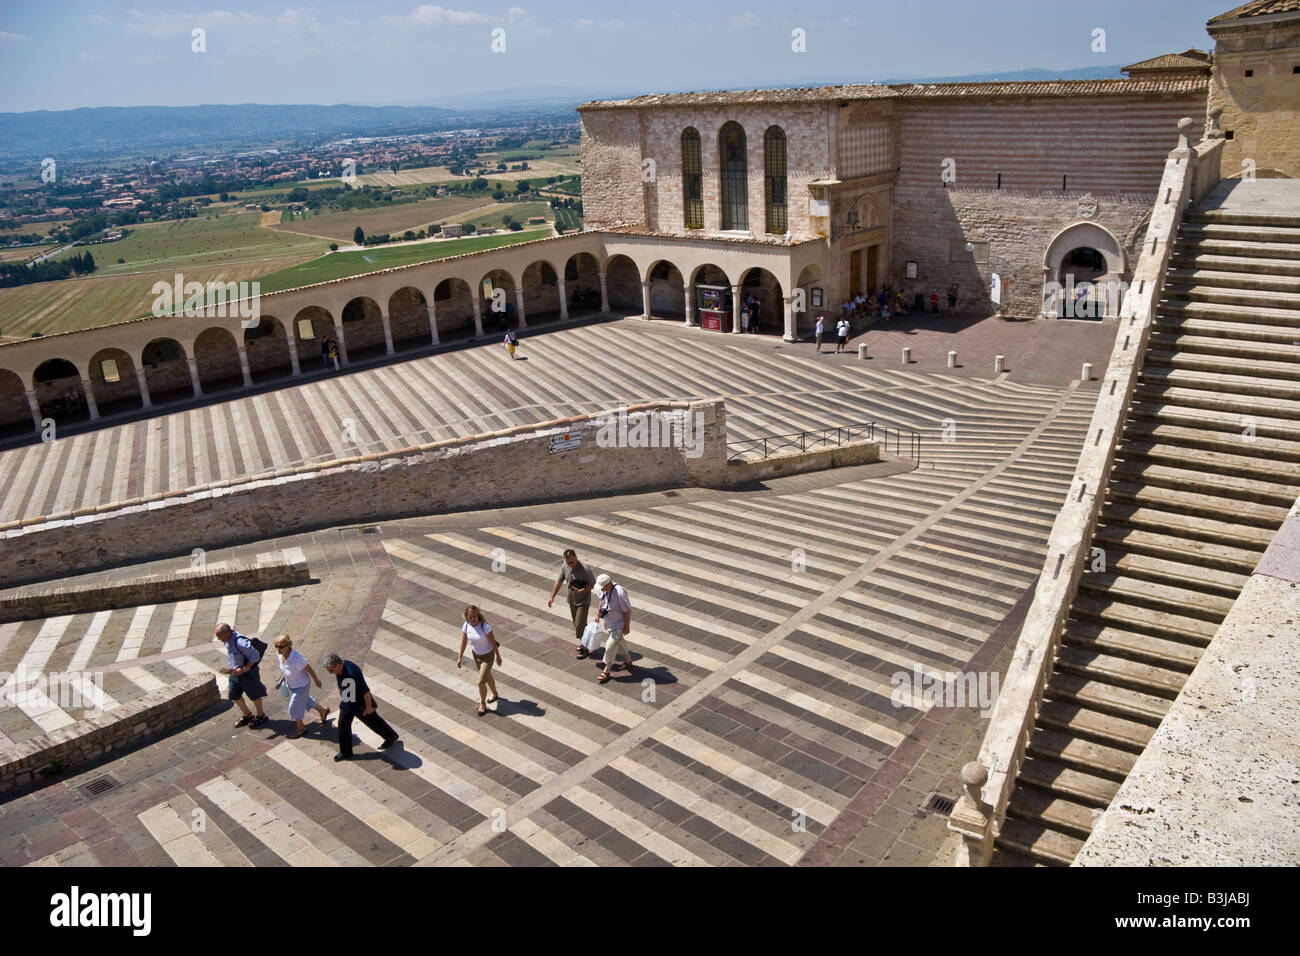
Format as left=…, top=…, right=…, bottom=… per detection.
left=727, top=421, right=921, bottom=464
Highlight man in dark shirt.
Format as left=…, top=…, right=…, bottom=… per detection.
left=323, top=653, right=399, bottom=761
left=547, top=548, right=595, bottom=658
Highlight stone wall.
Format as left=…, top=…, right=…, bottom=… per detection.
left=0, top=557, right=309, bottom=623
left=0, top=673, right=218, bottom=792
left=728, top=439, right=880, bottom=482
left=1208, top=15, right=1300, bottom=179
left=0, top=400, right=730, bottom=586
left=579, top=109, right=646, bottom=230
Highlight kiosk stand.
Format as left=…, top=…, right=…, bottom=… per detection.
left=696, top=284, right=732, bottom=332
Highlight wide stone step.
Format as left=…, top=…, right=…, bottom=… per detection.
left=1179, top=221, right=1300, bottom=245
left=1055, top=644, right=1190, bottom=697
left=1140, top=365, right=1300, bottom=402
left=1168, top=252, right=1300, bottom=279
left=1077, top=569, right=1233, bottom=622
left=1037, top=699, right=1157, bottom=750
left=1070, top=591, right=1218, bottom=645
left=1116, top=440, right=1300, bottom=487
left=995, top=817, right=1083, bottom=866
left=1148, top=331, right=1300, bottom=366
left=1128, top=401, right=1300, bottom=443
left=1122, top=420, right=1300, bottom=463
left=1019, top=755, right=1122, bottom=806
left=1063, top=621, right=1206, bottom=671
left=1102, top=501, right=1275, bottom=550
left=1005, top=784, right=1100, bottom=839
left=1106, top=477, right=1290, bottom=529
left=1185, top=209, right=1300, bottom=230
left=1165, top=268, right=1300, bottom=296
left=1109, top=457, right=1300, bottom=508
left=1184, top=237, right=1300, bottom=261
left=1090, top=545, right=1250, bottom=598
left=1145, top=348, right=1300, bottom=384
left=1161, top=284, right=1300, bottom=312
left=1046, top=671, right=1173, bottom=723
left=1027, top=726, right=1139, bottom=778
left=1160, top=299, right=1300, bottom=329
left=1131, top=385, right=1300, bottom=435
left=1091, top=523, right=1262, bottom=576
left=989, top=845, right=1045, bottom=867
left=1154, top=314, right=1300, bottom=346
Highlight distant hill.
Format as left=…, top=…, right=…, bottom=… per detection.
left=0, top=103, right=464, bottom=160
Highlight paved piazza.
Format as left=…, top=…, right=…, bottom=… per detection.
left=0, top=316, right=1111, bottom=866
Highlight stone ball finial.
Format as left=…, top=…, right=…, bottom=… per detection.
left=1176, top=117, right=1194, bottom=150
left=1208, top=105, right=1223, bottom=119
left=961, top=761, right=988, bottom=789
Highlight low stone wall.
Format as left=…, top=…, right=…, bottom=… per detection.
left=0, top=400, right=730, bottom=587
left=0, top=557, right=309, bottom=624
left=0, top=672, right=218, bottom=793
left=728, top=440, right=880, bottom=482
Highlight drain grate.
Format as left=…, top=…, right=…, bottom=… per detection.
left=81, top=775, right=118, bottom=799
left=922, top=792, right=956, bottom=816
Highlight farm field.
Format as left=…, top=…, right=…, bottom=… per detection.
left=357, top=155, right=579, bottom=188
left=553, top=205, right=582, bottom=232
left=270, top=195, right=492, bottom=242
left=256, top=227, right=551, bottom=292
left=457, top=201, right=552, bottom=230
left=0, top=244, right=52, bottom=263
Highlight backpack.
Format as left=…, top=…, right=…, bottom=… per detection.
left=240, top=634, right=268, bottom=664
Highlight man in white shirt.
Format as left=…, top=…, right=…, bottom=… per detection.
left=815, top=315, right=825, bottom=353
left=594, top=573, right=634, bottom=683
left=836, top=317, right=850, bottom=353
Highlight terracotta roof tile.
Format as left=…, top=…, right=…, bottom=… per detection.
left=1209, top=0, right=1300, bottom=24
left=1123, top=51, right=1213, bottom=73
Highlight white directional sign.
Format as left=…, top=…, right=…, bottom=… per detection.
left=549, top=432, right=582, bottom=454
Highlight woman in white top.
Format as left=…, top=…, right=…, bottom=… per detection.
left=457, top=605, right=502, bottom=716
left=273, top=634, right=330, bottom=739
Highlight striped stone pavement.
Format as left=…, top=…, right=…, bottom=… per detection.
left=0, top=318, right=1107, bottom=866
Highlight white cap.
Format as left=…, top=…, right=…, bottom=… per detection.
left=595, top=573, right=612, bottom=588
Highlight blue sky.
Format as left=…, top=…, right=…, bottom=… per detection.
left=0, top=0, right=1235, bottom=113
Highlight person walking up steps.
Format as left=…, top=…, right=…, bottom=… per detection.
left=594, top=574, right=635, bottom=683
left=215, top=623, right=268, bottom=728
left=548, top=548, right=595, bottom=658
left=323, top=653, right=399, bottom=760
left=457, top=605, right=503, bottom=716
left=273, top=634, right=329, bottom=739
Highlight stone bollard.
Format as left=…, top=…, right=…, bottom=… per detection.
left=902, top=346, right=912, bottom=365
left=1081, top=362, right=1093, bottom=381
left=947, top=350, right=958, bottom=369
left=858, top=342, right=869, bottom=360
left=994, top=354, right=1006, bottom=374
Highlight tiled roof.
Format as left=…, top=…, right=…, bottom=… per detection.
left=1209, top=0, right=1300, bottom=24
left=1123, top=51, right=1213, bottom=73
left=579, top=77, right=1208, bottom=111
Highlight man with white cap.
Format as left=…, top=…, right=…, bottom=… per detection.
left=594, top=573, right=634, bottom=683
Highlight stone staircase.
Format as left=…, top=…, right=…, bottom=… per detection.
left=991, top=200, right=1300, bottom=866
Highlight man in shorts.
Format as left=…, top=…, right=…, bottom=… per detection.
left=215, top=623, right=268, bottom=728
left=835, top=316, right=850, bottom=353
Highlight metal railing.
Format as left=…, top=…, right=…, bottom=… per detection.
left=726, top=421, right=921, bottom=464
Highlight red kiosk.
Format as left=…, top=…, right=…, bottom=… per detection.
left=696, top=284, right=732, bottom=332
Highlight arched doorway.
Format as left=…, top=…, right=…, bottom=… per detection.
left=690, top=263, right=733, bottom=332
left=388, top=287, right=432, bottom=350
left=341, top=296, right=386, bottom=360
left=564, top=253, right=601, bottom=316
left=646, top=259, right=686, bottom=320
left=1042, top=222, right=1125, bottom=319
left=479, top=269, right=517, bottom=331
left=434, top=278, right=476, bottom=341
left=292, top=306, right=334, bottom=372
left=193, top=327, right=242, bottom=392
left=142, top=337, right=193, bottom=403
left=740, top=267, right=784, bottom=334
left=33, top=358, right=88, bottom=424
left=602, top=255, right=641, bottom=313
left=0, top=368, right=32, bottom=437
left=794, top=264, right=824, bottom=341
left=244, top=316, right=293, bottom=382
left=521, top=260, right=561, bottom=326
left=88, top=347, right=142, bottom=416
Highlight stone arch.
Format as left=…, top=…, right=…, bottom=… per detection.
left=646, top=258, right=686, bottom=320
left=521, top=259, right=562, bottom=325
left=794, top=263, right=824, bottom=340
left=88, top=347, right=142, bottom=416
left=433, top=278, right=476, bottom=340
left=564, top=252, right=601, bottom=315
left=690, top=263, right=734, bottom=331
left=33, top=357, right=88, bottom=424
left=292, top=306, right=335, bottom=372
left=193, top=326, right=242, bottom=392
left=141, top=337, right=193, bottom=403
left=739, top=267, right=784, bottom=334
left=244, top=315, right=293, bottom=383
left=0, top=368, right=32, bottom=437
left=602, top=254, right=641, bottom=313
left=388, top=286, right=432, bottom=349
left=479, top=269, right=518, bottom=331
left=1042, top=221, right=1126, bottom=319
left=341, top=296, right=386, bottom=360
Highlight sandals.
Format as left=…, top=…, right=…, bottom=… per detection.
left=575, top=647, right=589, bottom=659
left=597, top=672, right=611, bottom=683
left=234, top=714, right=254, bottom=727
left=289, top=728, right=306, bottom=740
left=477, top=706, right=487, bottom=716
left=485, top=694, right=498, bottom=704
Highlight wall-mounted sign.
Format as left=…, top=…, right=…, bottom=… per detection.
left=549, top=432, right=582, bottom=454
left=905, top=261, right=918, bottom=279
left=990, top=273, right=1002, bottom=305
left=809, top=198, right=830, bottom=217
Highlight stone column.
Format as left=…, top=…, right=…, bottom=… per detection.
left=684, top=286, right=695, bottom=327
left=730, top=284, right=743, bottom=334
left=187, top=356, right=204, bottom=397
left=783, top=295, right=796, bottom=342
left=599, top=272, right=610, bottom=314
left=380, top=311, right=395, bottom=355
left=641, top=280, right=653, bottom=319
left=236, top=346, right=253, bottom=387
left=557, top=279, right=569, bottom=320
left=472, top=296, right=485, bottom=337
left=80, top=378, right=100, bottom=421
left=285, top=324, right=301, bottom=376
left=134, top=366, right=153, bottom=409
left=427, top=303, right=440, bottom=345
left=332, top=319, right=350, bottom=364
left=24, top=388, right=42, bottom=431
left=514, top=288, right=527, bottom=329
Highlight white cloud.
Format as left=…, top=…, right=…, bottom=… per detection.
left=730, top=11, right=760, bottom=28
left=383, top=5, right=495, bottom=27
left=124, top=7, right=323, bottom=37
left=572, top=17, right=626, bottom=30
